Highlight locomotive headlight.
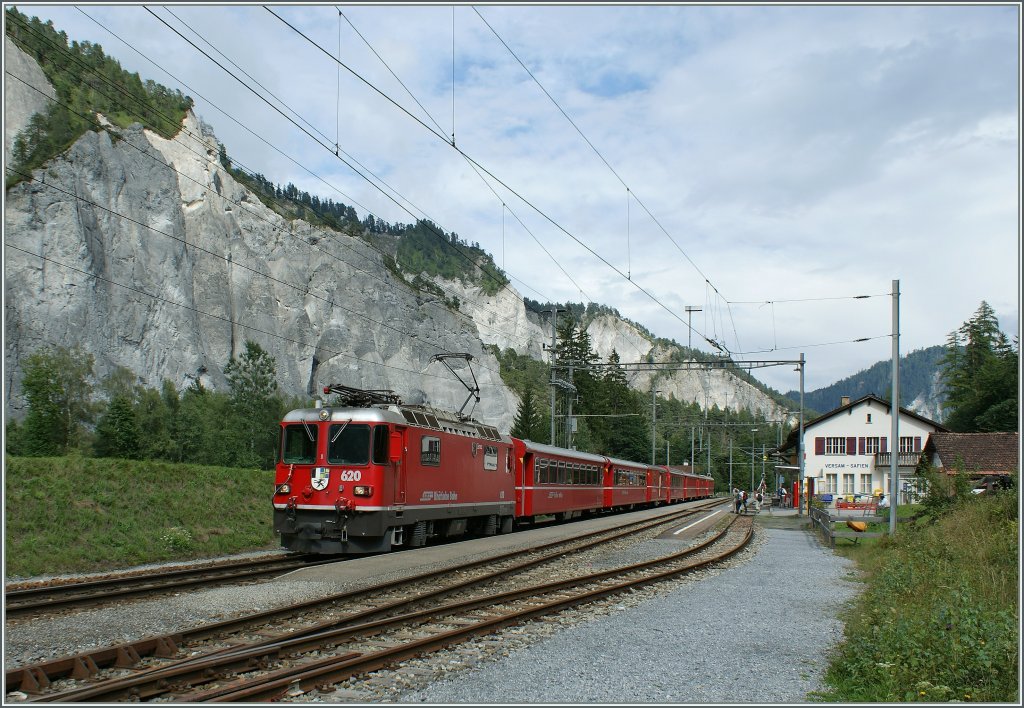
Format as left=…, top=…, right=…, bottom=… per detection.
left=276, top=483, right=291, bottom=495
left=353, top=485, right=373, bottom=497
left=318, top=408, right=330, bottom=421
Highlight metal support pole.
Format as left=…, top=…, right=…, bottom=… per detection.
left=750, top=428, right=756, bottom=491
left=566, top=362, right=575, bottom=449
left=651, top=387, right=658, bottom=464
left=729, top=437, right=733, bottom=492
left=548, top=308, right=560, bottom=446
left=690, top=426, right=695, bottom=468
left=890, top=280, right=900, bottom=535
left=685, top=305, right=702, bottom=351
left=798, top=353, right=805, bottom=517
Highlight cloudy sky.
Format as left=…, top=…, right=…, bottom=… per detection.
left=10, top=2, right=1020, bottom=393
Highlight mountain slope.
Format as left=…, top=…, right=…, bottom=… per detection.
left=784, top=345, right=948, bottom=421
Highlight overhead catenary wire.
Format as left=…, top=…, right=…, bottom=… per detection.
left=471, top=6, right=736, bottom=350
left=265, top=6, right=726, bottom=354
left=146, top=7, right=525, bottom=314
left=329, top=6, right=649, bottom=361
left=61, top=7, right=544, bottom=345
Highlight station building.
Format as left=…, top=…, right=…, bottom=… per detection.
left=777, top=394, right=947, bottom=505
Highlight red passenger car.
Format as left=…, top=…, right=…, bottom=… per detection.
left=604, top=456, right=651, bottom=510
left=513, top=439, right=605, bottom=521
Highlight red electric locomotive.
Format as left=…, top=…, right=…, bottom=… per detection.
left=273, top=385, right=515, bottom=554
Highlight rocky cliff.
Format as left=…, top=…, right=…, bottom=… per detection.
left=4, top=40, right=790, bottom=431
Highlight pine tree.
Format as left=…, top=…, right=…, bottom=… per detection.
left=93, top=395, right=141, bottom=459
left=940, top=302, right=1018, bottom=432
left=511, top=386, right=543, bottom=441
left=224, top=340, right=282, bottom=467
left=18, top=346, right=95, bottom=455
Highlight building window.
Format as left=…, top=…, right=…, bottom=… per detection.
left=826, top=474, right=838, bottom=493
left=843, top=474, right=855, bottom=494
left=900, top=437, right=915, bottom=453
left=864, top=437, right=880, bottom=455
left=860, top=474, right=872, bottom=494
left=866, top=413, right=872, bottom=424
left=825, top=437, right=846, bottom=455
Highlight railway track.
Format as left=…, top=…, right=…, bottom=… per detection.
left=5, top=500, right=736, bottom=702
left=4, top=554, right=333, bottom=618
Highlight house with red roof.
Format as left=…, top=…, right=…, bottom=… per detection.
left=920, top=431, right=1019, bottom=491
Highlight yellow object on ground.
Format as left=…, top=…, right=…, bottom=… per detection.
left=846, top=520, right=868, bottom=533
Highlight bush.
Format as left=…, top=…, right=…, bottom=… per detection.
left=817, top=490, right=1019, bottom=702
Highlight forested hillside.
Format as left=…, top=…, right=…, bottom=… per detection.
left=4, top=7, right=192, bottom=186
left=785, top=346, right=947, bottom=418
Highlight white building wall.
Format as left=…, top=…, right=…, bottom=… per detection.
left=802, top=398, right=941, bottom=500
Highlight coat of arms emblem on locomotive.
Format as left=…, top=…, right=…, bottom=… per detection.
left=311, top=467, right=330, bottom=491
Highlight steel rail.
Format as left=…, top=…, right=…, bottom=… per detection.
left=4, top=555, right=328, bottom=617
left=36, top=507, right=741, bottom=703
left=8, top=500, right=725, bottom=695
left=191, top=516, right=754, bottom=702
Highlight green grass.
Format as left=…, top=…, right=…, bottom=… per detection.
left=813, top=490, right=1019, bottom=703
left=4, top=455, right=278, bottom=577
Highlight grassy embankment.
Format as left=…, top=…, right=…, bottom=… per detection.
left=4, top=455, right=278, bottom=578
left=814, top=489, right=1019, bottom=703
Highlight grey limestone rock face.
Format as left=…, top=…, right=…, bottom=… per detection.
left=3, top=111, right=523, bottom=429
left=4, top=36, right=55, bottom=166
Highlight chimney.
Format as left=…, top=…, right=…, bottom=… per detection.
left=840, top=396, right=850, bottom=407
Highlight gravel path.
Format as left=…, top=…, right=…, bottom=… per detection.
left=390, top=526, right=861, bottom=704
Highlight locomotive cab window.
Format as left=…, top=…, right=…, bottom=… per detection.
left=327, top=423, right=370, bottom=465
left=372, top=425, right=389, bottom=464
left=281, top=424, right=318, bottom=464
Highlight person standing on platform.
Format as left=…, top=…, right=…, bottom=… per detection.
left=734, top=488, right=742, bottom=514
left=741, top=489, right=749, bottom=514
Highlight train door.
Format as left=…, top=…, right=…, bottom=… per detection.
left=391, top=425, right=407, bottom=506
